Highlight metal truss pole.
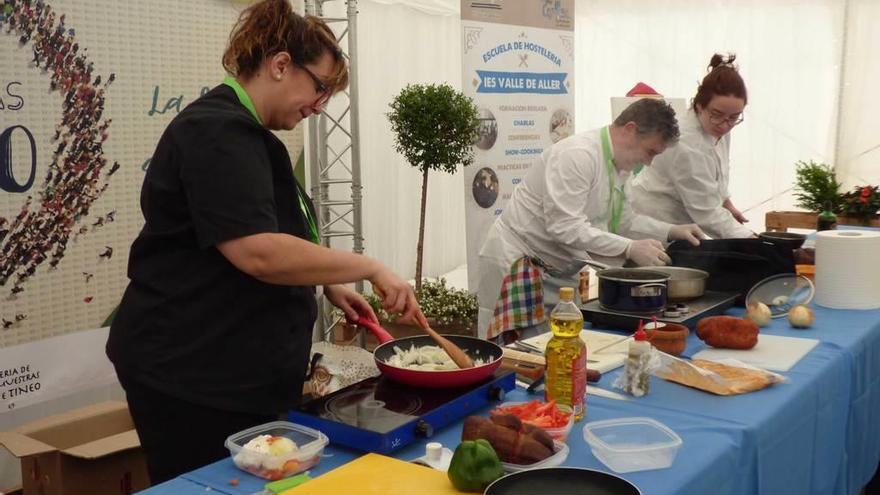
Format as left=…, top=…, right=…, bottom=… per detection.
left=305, top=0, right=364, bottom=343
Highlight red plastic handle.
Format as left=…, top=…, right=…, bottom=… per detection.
left=356, top=316, right=395, bottom=345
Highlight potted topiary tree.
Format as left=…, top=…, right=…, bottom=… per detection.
left=387, top=83, right=479, bottom=293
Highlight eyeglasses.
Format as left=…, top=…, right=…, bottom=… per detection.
left=293, top=62, right=332, bottom=109
left=706, top=108, right=744, bottom=127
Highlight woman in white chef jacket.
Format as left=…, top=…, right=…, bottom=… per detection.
left=631, top=54, right=754, bottom=239
left=477, top=98, right=705, bottom=340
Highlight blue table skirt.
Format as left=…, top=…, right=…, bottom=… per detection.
left=141, top=305, right=880, bottom=495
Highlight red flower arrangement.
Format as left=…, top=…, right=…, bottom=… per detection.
left=841, top=185, right=880, bottom=224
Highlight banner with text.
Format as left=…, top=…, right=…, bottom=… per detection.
left=460, top=0, right=575, bottom=296
left=0, top=327, right=116, bottom=412
left=0, top=0, right=304, bottom=411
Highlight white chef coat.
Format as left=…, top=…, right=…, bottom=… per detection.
left=476, top=128, right=672, bottom=338
left=631, top=110, right=753, bottom=239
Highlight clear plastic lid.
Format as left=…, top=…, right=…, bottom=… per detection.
left=582, top=417, right=682, bottom=453
left=746, top=274, right=815, bottom=318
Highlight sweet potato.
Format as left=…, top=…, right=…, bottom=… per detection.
left=488, top=412, right=522, bottom=431
left=462, top=415, right=554, bottom=464
left=696, top=315, right=759, bottom=350
left=520, top=423, right=554, bottom=452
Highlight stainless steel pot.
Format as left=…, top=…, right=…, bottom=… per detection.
left=635, top=266, right=709, bottom=301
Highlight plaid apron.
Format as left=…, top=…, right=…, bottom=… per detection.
left=486, top=256, right=546, bottom=342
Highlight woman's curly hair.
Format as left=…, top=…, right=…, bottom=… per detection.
left=222, top=0, right=348, bottom=92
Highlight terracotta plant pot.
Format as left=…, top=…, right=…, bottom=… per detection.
left=645, top=322, right=689, bottom=356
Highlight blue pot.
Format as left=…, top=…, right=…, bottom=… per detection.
left=597, top=268, right=670, bottom=313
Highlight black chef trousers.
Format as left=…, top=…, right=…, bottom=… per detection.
left=118, top=374, right=277, bottom=485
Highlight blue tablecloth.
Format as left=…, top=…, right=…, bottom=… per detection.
left=140, top=305, right=880, bottom=495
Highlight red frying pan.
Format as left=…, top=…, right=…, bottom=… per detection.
left=357, top=317, right=503, bottom=388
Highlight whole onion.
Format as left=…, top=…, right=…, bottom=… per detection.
left=788, top=305, right=815, bottom=329
left=745, top=301, right=772, bottom=327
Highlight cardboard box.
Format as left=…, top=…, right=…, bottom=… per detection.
left=0, top=401, right=149, bottom=495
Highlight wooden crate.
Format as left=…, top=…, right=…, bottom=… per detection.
left=764, top=211, right=818, bottom=232
left=765, top=211, right=880, bottom=232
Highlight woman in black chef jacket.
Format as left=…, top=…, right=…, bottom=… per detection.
left=106, top=0, right=422, bottom=484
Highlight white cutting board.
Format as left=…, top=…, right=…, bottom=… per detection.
left=691, top=334, right=819, bottom=372
left=522, top=330, right=628, bottom=373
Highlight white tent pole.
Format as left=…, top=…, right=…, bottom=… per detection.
left=832, top=0, right=851, bottom=172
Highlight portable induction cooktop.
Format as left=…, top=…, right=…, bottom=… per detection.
left=581, top=290, right=739, bottom=331
left=288, top=370, right=515, bottom=454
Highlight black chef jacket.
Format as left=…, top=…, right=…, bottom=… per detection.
left=107, top=84, right=318, bottom=414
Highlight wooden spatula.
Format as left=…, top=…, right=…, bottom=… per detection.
left=414, top=310, right=474, bottom=369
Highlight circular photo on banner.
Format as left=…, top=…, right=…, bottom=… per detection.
left=472, top=167, right=499, bottom=208
left=549, top=108, right=574, bottom=143
left=475, top=108, right=498, bottom=150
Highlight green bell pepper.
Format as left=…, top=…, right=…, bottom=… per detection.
left=447, top=439, right=504, bottom=492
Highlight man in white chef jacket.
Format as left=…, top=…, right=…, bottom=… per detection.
left=477, top=98, right=704, bottom=340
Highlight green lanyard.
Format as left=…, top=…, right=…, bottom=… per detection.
left=296, top=186, right=321, bottom=244
left=223, top=76, right=263, bottom=125
left=223, top=76, right=321, bottom=244
left=600, top=126, right=625, bottom=234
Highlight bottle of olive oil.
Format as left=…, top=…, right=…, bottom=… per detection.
left=544, top=287, right=587, bottom=421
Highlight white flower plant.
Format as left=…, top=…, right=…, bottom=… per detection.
left=365, top=278, right=477, bottom=328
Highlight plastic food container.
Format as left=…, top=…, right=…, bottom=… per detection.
left=500, top=440, right=569, bottom=473
left=492, top=402, right=574, bottom=441
left=582, top=417, right=682, bottom=473
left=541, top=405, right=574, bottom=441
left=225, top=421, right=328, bottom=480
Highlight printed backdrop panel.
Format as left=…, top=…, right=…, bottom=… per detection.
left=460, top=0, right=575, bottom=306
left=0, top=0, right=304, bottom=410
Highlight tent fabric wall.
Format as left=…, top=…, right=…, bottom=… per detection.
left=315, top=0, right=467, bottom=283
left=573, top=0, right=845, bottom=233
left=368, top=0, right=458, bottom=16
left=835, top=0, right=880, bottom=189
left=353, top=0, right=863, bottom=281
